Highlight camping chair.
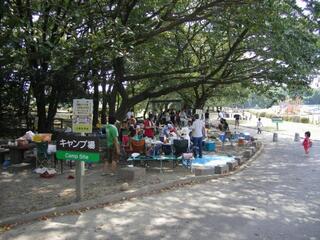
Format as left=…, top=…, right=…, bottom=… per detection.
left=129, top=139, right=146, bottom=154
left=36, top=141, right=50, bottom=168
left=173, top=139, right=192, bottom=169
left=173, top=139, right=189, bottom=157
left=127, top=139, right=146, bottom=167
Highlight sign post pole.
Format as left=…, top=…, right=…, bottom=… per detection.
left=272, top=116, right=283, bottom=131
left=76, top=160, right=84, bottom=201
left=76, top=132, right=85, bottom=202
left=72, top=99, right=93, bottom=202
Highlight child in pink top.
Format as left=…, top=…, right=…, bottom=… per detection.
left=302, top=131, right=312, bottom=154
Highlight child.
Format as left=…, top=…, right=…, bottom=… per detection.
left=302, top=131, right=312, bottom=154
left=257, top=118, right=263, bottom=134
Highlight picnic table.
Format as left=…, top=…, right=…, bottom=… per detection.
left=2, top=143, right=36, bottom=164
left=127, top=154, right=180, bottom=173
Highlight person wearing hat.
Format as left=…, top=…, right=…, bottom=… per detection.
left=162, top=122, right=175, bottom=138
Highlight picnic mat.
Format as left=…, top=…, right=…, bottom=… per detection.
left=192, top=155, right=234, bottom=169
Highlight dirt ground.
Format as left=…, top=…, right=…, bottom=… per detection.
left=0, top=144, right=247, bottom=220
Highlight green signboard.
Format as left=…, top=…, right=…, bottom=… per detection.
left=272, top=117, right=283, bottom=123
left=56, top=134, right=100, bottom=163
left=56, top=150, right=100, bottom=163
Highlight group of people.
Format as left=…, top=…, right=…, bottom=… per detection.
left=102, top=111, right=208, bottom=175
left=102, top=109, right=314, bottom=175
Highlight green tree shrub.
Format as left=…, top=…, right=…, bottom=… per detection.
left=300, top=117, right=309, bottom=123
left=259, top=112, right=266, bottom=117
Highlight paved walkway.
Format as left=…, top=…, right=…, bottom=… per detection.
left=240, top=115, right=320, bottom=141
left=1, top=122, right=319, bottom=239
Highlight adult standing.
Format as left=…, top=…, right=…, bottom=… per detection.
left=179, top=109, right=188, bottom=127
left=126, top=109, right=134, bottom=120
left=234, top=113, right=240, bottom=129
left=217, top=110, right=224, bottom=120
left=165, top=110, right=171, bottom=123
left=144, top=114, right=155, bottom=139
left=191, top=114, right=206, bottom=158
left=103, top=116, right=119, bottom=176
left=205, top=109, right=209, bottom=121
left=257, top=118, right=263, bottom=134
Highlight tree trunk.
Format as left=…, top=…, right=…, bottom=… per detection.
left=46, top=90, right=58, bottom=132
left=25, top=86, right=32, bottom=130
left=101, top=75, right=107, bottom=124
left=114, top=103, right=129, bottom=121
left=107, top=85, right=117, bottom=118
left=193, top=97, right=207, bottom=110
left=34, top=88, right=47, bottom=132
left=143, top=100, right=150, bottom=119
left=112, top=57, right=128, bottom=120
left=92, top=78, right=99, bottom=128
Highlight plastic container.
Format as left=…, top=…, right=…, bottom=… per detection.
left=32, top=134, right=52, bottom=143
left=205, top=141, right=216, bottom=151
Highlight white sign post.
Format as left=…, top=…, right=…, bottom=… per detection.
left=72, top=99, right=93, bottom=134
left=72, top=99, right=93, bottom=201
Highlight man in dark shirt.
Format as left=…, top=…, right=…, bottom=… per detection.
left=234, top=114, right=240, bottom=129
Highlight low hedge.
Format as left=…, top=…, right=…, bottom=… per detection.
left=300, top=117, right=309, bottom=123
left=259, top=112, right=266, bottom=117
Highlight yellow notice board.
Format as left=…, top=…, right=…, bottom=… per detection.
left=72, top=99, right=93, bottom=133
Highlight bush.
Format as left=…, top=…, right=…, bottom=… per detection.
left=266, top=113, right=276, bottom=118
left=292, top=116, right=300, bottom=123
left=300, top=117, right=309, bottom=123
left=259, top=112, right=266, bottom=117
left=283, top=116, right=294, bottom=122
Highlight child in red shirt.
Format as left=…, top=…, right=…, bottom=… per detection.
left=302, top=131, right=312, bottom=154
left=144, top=114, right=155, bottom=139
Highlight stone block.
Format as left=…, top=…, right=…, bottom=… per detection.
left=294, top=133, right=300, bottom=142
left=226, top=160, right=239, bottom=171
left=249, top=147, right=256, bottom=154
left=118, top=167, right=146, bottom=181
left=256, top=141, right=262, bottom=149
left=243, top=150, right=252, bottom=159
left=234, top=156, right=245, bottom=165
left=273, top=133, right=278, bottom=142
left=194, top=167, right=215, bottom=176
left=214, top=164, right=229, bottom=175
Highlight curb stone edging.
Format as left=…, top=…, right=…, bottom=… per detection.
left=0, top=142, right=264, bottom=229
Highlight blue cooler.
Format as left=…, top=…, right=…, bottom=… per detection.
left=205, top=141, right=216, bottom=152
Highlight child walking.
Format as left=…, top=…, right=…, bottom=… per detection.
left=302, top=131, right=312, bottom=154
left=257, top=118, right=263, bottom=134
